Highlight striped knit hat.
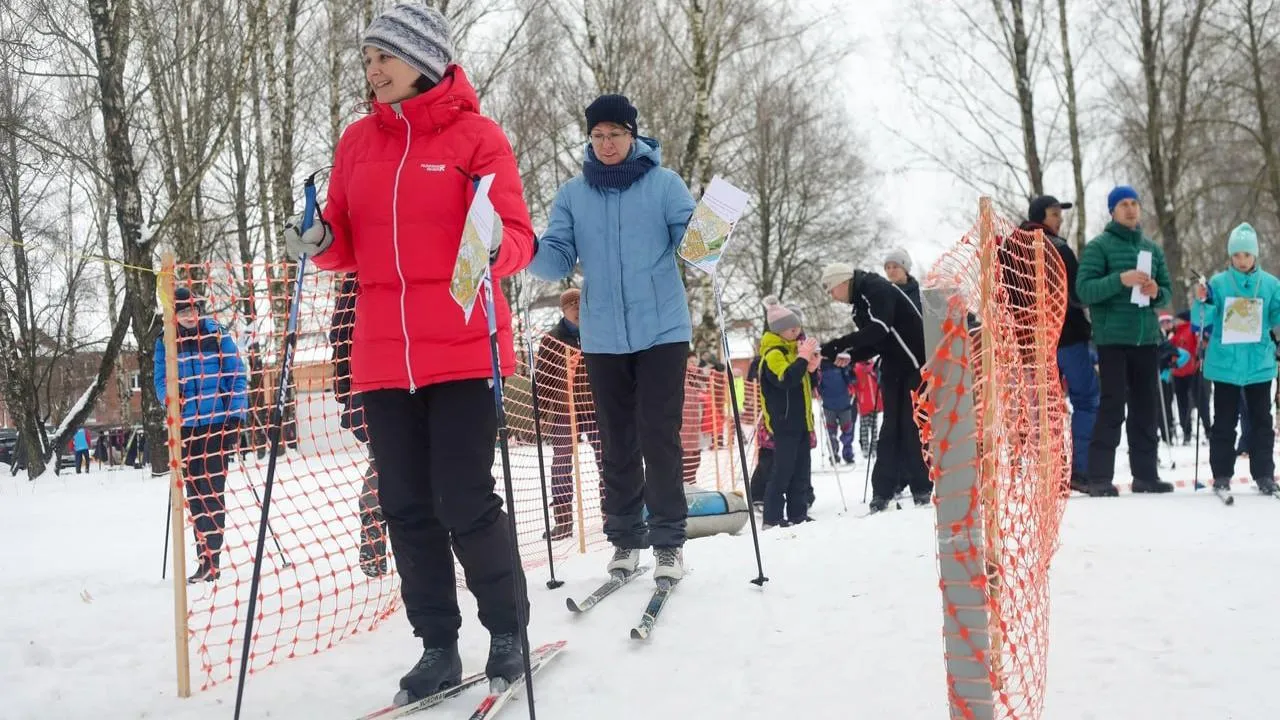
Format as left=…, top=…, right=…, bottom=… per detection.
left=362, top=3, right=454, bottom=86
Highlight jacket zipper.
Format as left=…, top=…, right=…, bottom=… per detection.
left=390, top=104, right=416, bottom=393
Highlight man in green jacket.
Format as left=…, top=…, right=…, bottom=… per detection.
left=1075, top=186, right=1175, bottom=496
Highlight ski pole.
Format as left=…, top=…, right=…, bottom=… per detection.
left=521, top=295, right=564, bottom=590
left=1193, top=273, right=1208, bottom=490
left=712, top=276, right=768, bottom=586
left=1155, top=366, right=1177, bottom=471
left=820, top=401, right=848, bottom=513
left=232, top=172, right=317, bottom=720
left=245, top=479, right=292, bottom=567
left=161, top=484, right=171, bottom=580
left=482, top=270, right=537, bottom=717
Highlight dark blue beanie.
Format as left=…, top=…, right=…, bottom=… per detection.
left=1107, top=185, right=1139, bottom=214
left=585, top=94, right=638, bottom=136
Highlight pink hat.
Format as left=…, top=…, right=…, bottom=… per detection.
left=763, top=296, right=801, bottom=333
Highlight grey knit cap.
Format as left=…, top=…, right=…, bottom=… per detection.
left=884, top=247, right=912, bottom=273
left=362, top=3, right=454, bottom=85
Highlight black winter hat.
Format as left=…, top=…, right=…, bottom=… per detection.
left=174, top=286, right=201, bottom=314
left=585, top=94, right=638, bottom=136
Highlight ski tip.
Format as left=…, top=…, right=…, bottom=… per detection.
left=630, top=627, right=648, bottom=640
left=392, top=689, right=412, bottom=707
left=566, top=598, right=581, bottom=613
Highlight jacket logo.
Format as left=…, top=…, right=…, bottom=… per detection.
left=420, top=163, right=446, bottom=172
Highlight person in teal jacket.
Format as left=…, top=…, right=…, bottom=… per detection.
left=527, top=94, right=696, bottom=584
left=1075, top=185, right=1174, bottom=496
left=154, top=286, right=248, bottom=582
left=1192, top=222, right=1280, bottom=495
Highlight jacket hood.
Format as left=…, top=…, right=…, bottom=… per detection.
left=372, top=65, right=479, bottom=132
left=585, top=135, right=663, bottom=169
left=758, top=330, right=796, bottom=356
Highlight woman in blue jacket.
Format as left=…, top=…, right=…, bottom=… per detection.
left=154, top=287, right=249, bottom=582
left=1192, top=223, right=1280, bottom=495
left=527, top=94, right=696, bottom=583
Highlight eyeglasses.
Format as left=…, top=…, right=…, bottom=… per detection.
left=589, top=131, right=630, bottom=145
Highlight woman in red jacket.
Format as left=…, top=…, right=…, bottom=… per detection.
left=283, top=3, right=534, bottom=702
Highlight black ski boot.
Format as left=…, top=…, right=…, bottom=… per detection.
left=1088, top=482, right=1119, bottom=497
left=1132, top=478, right=1174, bottom=493
left=1213, top=477, right=1232, bottom=491
left=485, top=633, right=524, bottom=692
left=1069, top=471, right=1091, bottom=495
left=399, top=643, right=463, bottom=701
left=1256, top=477, right=1277, bottom=495
left=869, top=496, right=891, bottom=513
left=913, top=492, right=931, bottom=507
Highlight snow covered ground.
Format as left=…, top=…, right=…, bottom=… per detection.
left=2, top=439, right=1278, bottom=719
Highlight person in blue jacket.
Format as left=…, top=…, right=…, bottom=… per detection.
left=526, top=93, right=696, bottom=584
left=817, top=357, right=856, bottom=464
left=155, top=286, right=249, bottom=582
left=1192, top=222, right=1280, bottom=495
left=73, top=427, right=91, bottom=473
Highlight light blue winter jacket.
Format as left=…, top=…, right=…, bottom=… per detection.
left=526, top=138, right=697, bottom=355
left=1192, top=264, right=1280, bottom=387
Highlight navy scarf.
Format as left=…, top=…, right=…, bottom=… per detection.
left=583, top=143, right=657, bottom=190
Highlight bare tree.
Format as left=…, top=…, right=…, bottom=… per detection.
left=1056, top=0, right=1088, bottom=249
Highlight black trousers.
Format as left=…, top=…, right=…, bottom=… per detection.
left=869, top=368, right=931, bottom=500
left=764, top=432, right=813, bottom=524
left=182, top=422, right=238, bottom=565
left=361, top=381, right=528, bottom=647
left=583, top=342, right=688, bottom=549
left=750, top=447, right=774, bottom=504
left=1172, top=374, right=1211, bottom=439
left=1088, top=345, right=1159, bottom=484
left=1210, top=380, right=1275, bottom=481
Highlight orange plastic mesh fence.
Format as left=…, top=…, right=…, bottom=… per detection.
left=163, top=261, right=758, bottom=690
left=916, top=206, right=1071, bottom=720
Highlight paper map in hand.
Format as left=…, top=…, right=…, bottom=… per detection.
left=678, top=176, right=749, bottom=274
left=1221, top=296, right=1263, bottom=345
left=451, top=174, right=498, bottom=322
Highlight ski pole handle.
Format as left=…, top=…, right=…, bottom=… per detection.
left=301, top=174, right=319, bottom=236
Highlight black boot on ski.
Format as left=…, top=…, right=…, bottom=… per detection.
left=1069, top=471, right=1091, bottom=495
left=869, top=496, right=891, bottom=513
left=485, top=633, right=524, bottom=691
left=912, top=492, right=931, bottom=507
left=399, top=643, right=463, bottom=701
left=1132, top=478, right=1174, bottom=493
left=1256, top=477, right=1277, bottom=495
left=1213, top=477, right=1232, bottom=491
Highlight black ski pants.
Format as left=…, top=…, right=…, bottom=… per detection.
left=583, top=342, right=688, bottom=549
left=182, top=422, right=238, bottom=565
left=1172, top=374, right=1211, bottom=439
left=1088, top=345, right=1159, bottom=484
left=869, top=367, right=931, bottom=500
left=361, top=381, right=528, bottom=648
left=1210, top=380, right=1275, bottom=481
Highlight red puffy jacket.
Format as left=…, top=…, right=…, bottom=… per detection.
left=315, top=66, right=534, bottom=392
left=853, top=361, right=882, bottom=415
left=1170, top=321, right=1199, bottom=378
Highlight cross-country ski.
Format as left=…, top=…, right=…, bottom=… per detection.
left=630, top=579, right=679, bottom=640
left=566, top=567, right=650, bottom=614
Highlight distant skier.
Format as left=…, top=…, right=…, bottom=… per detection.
left=819, top=262, right=931, bottom=512
left=154, top=286, right=248, bottom=583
